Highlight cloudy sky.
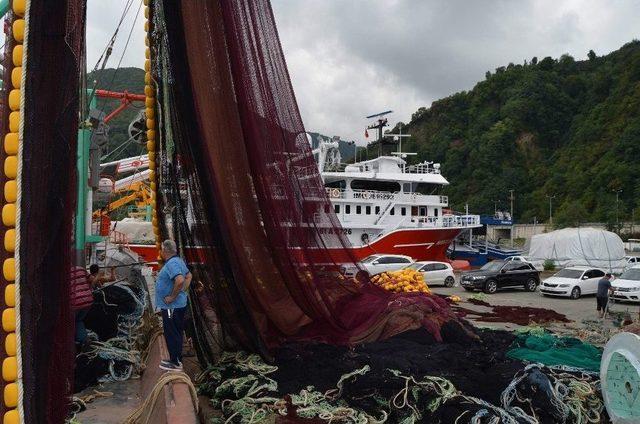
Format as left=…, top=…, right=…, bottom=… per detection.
left=86, top=0, right=639, bottom=143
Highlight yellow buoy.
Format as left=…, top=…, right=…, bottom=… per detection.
left=146, top=140, right=155, bottom=152
left=4, top=156, right=17, bottom=180
left=4, top=230, right=15, bottom=253
left=4, top=181, right=16, bottom=204
left=149, top=170, right=156, bottom=181
left=3, top=258, right=15, bottom=282
left=2, top=357, right=16, bottom=382
left=3, top=383, right=17, bottom=408
left=12, top=45, right=22, bottom=67
left=4, top=133, right=18, bottom=156
left=7, top=90, right=19, bottom=112
left=4, top=285, right=15, bottom=308
left=12, top=0, right=26, bottom=16
left=146, top=129, right=155, bottom=140
left=144, top=20, right=149, bottom=32
left=145, top=36, right=150, bottom=47
left=10, top=68, right=21, bottom=89
left=146, top=118, right=155, bottom=130
left=8, top=112, right=19, bottom=134
left=2, top=309, right=15, bottom=333
left=144, top=85, right=153, bottom=97
left=145, top=47, right=150, bottom=60
left=144, top=0, right=149, bottom=5
left=148, top=151, right=156, bottom=162
left=145, top=97, right=154, bottom=108
left=2, top=204, right=16, bottom=227
left=4, top=334, right=15, bottom=357
left=145, top=107, right=155, bottom=119
left=3, top=408, right=19, bottom=424
left=12, top=20, right=25, bottom=43
left=144, top=59, right=150, bottom=72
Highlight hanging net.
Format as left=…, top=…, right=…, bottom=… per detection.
left=13, top=1, right=86, bottom=422
left=150, top=0, right=461, bottom=358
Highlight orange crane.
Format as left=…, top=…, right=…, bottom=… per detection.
left=92, top=181, right=152, bottom=219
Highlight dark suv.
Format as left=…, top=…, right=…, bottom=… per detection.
left=460, top=260, right=540, bottom=294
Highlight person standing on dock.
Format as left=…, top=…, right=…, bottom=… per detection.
left=70, top=265, right=94, bottom=349
left=596, top=273, right=614, bottom=319
left=156, top=239, right=192, bottom=371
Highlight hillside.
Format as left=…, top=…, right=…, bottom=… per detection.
left=88, top=67, right=146, bottom=160
left=391, top=41, right=640, bottom=227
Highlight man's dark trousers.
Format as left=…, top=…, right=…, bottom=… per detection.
left=161, top=306, right=187, bottom=365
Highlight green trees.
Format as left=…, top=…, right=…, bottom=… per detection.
left=401, top=40, right=640, bottom=225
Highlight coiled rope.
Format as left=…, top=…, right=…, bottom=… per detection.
left=122, top=371, right=199, bottom=424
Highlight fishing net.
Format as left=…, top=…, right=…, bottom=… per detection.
left=0, top=12, right=17, bottom=417
left=506, top=333, right=602, bottom=372
left=151, top=0, right=461, bottom=358
left=17, top=1, right=86, bottom=422
left=197, top=328, right=606, bottom=423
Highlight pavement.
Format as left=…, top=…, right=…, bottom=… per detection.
left=430, top=282, right=640, bottom=334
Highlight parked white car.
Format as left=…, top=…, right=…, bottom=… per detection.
left=340, top=254, right=414, bottom=278
left=405, top=261, right=456, bottom=287
left=539, top=266, right=606, bottom=299
left=624, top=256, right=640, bottom=270
left=611, top=265, right=640, bottom=303
left=505, top=255, right=544, bottom=271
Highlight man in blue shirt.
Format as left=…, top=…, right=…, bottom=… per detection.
left=156, top=239, right=192, bottom=371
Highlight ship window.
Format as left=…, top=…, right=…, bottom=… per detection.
left=346, top=205, right=351, bottom=214
left=434, top=208, right=439, bottom=217
left=375, top=206, right=380, bottom=215
left=401, top=207, right=406, bottom=216
left=334, top=205, right=340, bottom=214
left=419, top=206, right=427, bottom=216
left=366, top=206, right=371, bottom=215
left=390, top=207, right=395, bottom=216
left=356, top=205, right=362, bottom=214
left=351, top=179, right=401, bottom=193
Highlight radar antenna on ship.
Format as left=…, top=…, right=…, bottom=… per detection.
left=365, top=110, right=396, bottom=156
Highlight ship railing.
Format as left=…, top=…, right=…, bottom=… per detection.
left=404, top=163, right=442, bottom=175
left=411, top=214, right=480, bottom=228
left=325, top=188, right=447, bottom=205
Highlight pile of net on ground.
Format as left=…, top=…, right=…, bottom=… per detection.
left=74, top=276, right=149, bottom=393
left=197, top=325, right=607, bottom=423
left=507, top=329, right=602, bottom=373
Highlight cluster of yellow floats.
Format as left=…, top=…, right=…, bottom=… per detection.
left=1, top=1, right=25, bottom=423
left=143, top=0, right=161, bottom=253
left=372, top=269, right=431, bottom=294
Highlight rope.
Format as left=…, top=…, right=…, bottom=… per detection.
left=122, top=371, right=199, bottom=424
left=15, top=0, right=33, bottom=418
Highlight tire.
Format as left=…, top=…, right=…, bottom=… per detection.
left=524, top=279, right=538, bottom=292
left=484, top=280, right=498, bottom=294
left=444, top=276, right=455, bottom=287
left=355, top=270, right=370, bottom=283
left=570, top=286, right=581, bottom=300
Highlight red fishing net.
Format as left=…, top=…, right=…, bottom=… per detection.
left=17, top=2, right=86, bottom=422
left=153, top=0, right=460, bottom=358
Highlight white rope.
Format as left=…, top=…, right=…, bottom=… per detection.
left=16, top=0, right=32, bottom=419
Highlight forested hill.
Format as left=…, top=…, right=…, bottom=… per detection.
left=87, top=67, right=146, bottom=160
left=394, top=41, right=640, bottom=227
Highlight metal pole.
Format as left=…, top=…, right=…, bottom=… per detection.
left=0, top=0, right=10, bottom=17
left=546, top=194, right=555, bottom=226
left=509, top=189, right=514, bottom=246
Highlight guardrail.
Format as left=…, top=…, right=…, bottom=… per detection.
left=325, top=188, right=448, bottom=205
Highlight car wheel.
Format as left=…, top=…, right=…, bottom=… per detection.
left=355, top=270, right=370, bottom=282
left=570, top=286, right=581, bottom=300
left=484, top=280, right=498, bottom=294
left=444, top=276, right=455, bottom=287
left=524, top=279, right=537, bottom=292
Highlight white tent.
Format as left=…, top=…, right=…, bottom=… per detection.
left=528, top=227, right=627, bottom=272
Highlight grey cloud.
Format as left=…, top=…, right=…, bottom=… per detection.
left=83, top=1, right=640, bottom=141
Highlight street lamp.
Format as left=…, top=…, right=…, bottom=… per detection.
left=546, top=194, right=556, bottom=226
left=613, top=189, right=622, bottom=229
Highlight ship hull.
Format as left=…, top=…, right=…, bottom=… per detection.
left=127, top=226, right=464, bottom=266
